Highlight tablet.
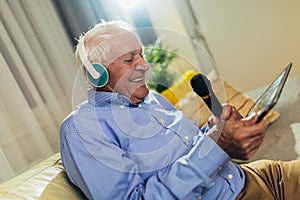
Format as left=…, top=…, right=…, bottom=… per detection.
left=246, top=63, right=292, bottom=123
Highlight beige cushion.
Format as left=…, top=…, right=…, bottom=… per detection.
left=175, top=78, right=280, bottom=128
left=0, top=153, right=86, bottom=200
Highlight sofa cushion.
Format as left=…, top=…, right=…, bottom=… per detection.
left=161, top=70, right=279, bottom=128
left=0, top=153, right=86, bottom=200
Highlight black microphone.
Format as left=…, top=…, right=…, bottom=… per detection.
left=190, top=74, right=223, bottom=117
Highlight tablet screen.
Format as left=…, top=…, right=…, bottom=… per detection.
left=247, top=63, right=292, bottom=122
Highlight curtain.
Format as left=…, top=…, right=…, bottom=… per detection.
left=0, top=0, right=76, bottom=183
left=0, top=0, right=156, bottom=183
left=52, top=0, right=110, bottom=46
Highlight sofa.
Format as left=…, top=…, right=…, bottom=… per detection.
left=0, top=153, right=86, bottom=199
left=0, top=72, right=299, bottom=200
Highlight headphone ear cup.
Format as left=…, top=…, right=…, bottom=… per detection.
left=86, top=63, right=109, bottom=87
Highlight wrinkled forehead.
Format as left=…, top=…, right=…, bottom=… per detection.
left=92, top=31, right=142, bottom=66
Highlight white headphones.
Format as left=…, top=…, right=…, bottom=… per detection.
left=77, top=40, right=109, bottom=87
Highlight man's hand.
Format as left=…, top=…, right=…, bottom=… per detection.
left=207, top=104, right=268, bottom=160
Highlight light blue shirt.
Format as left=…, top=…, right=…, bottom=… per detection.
left=60, top=90, right=245, bottom=200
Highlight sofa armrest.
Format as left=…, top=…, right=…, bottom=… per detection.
left=0, top=153, right=86, bottom=200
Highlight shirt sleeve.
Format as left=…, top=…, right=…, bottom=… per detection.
left=60, top=117, right=230, bottom=200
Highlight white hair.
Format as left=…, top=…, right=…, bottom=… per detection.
left=75, top=20, right=132, bottom=69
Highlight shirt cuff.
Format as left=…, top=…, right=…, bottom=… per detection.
left=188, top=133, right=230, bottom=178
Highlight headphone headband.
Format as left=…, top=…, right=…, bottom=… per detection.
left=78, top=40, right=100, bottom=79
left=77, top=39, right=109, bottom=87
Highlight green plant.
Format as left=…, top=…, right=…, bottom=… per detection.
left=144, top=39, right=177, bottom=93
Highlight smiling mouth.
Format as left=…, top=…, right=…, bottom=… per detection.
left=130, top=77, right=144, bottom=83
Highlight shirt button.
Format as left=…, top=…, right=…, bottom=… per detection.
left=198, top=195, right=202, bottom=200
left=184, top=136, right=189, bottom=141
left=227, top=174, right=233, bottom=179
left=159, top=119, right=164, bottom=123
left=218, top=166, right=223, bottom=171
left=120, top=105, right=125, bottom=109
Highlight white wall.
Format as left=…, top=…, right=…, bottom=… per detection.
left=143, top=0, right=201, bottom=74
left=144, top=0, right=300, bottom=92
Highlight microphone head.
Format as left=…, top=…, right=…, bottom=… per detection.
left=190, top=74, right=212, bottom=97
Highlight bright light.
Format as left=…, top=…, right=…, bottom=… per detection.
left=118, top=0, right=142, bottom=9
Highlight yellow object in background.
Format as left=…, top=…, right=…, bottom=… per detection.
left=161, top=70, right=197, bottom=105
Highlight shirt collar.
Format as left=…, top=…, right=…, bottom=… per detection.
left=87, top=89, right=140, bottom=107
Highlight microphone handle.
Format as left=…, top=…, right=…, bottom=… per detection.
left=202, top=92, right=223, bottom=117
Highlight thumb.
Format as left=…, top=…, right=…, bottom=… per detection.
left=242, top=113, right=259, bottom=126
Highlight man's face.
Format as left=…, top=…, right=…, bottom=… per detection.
left=104, top=48, right=149, bottom=104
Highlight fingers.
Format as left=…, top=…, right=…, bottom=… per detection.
left=241, top=118, right=268, bottom=139
left=223, top=133, right=265, bottom=160
left=242, top=132, right=265, bottom=150
left=222, top=104, right=233, bottom=120
left=222, top=104, right=243, bottom=121
left=242, top=113, right=268, bottom=128
left=230, top=107, right=243, bottom=120
left=239, top=133, right=265, bottom=160
left=235, top=127, right=266, bottom=145
left=219, top=111, right=267, bottom=160
left=242, top=113, right=261, bottom=126
left=207, top=115, right=215, bottom=128
left=223, top=115, right=266, bottom=140
left=208, top=114, right=226, bottom=130
left=216, top=104, right=268, bottom=160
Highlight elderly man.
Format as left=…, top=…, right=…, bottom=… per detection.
left=60, top=20, right=300, bottom=200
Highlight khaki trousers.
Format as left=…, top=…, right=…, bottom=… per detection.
left=236, top=159, right=300, bottom=200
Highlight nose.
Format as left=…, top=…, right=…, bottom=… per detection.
left=134, top=56, right=149, bottom=72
